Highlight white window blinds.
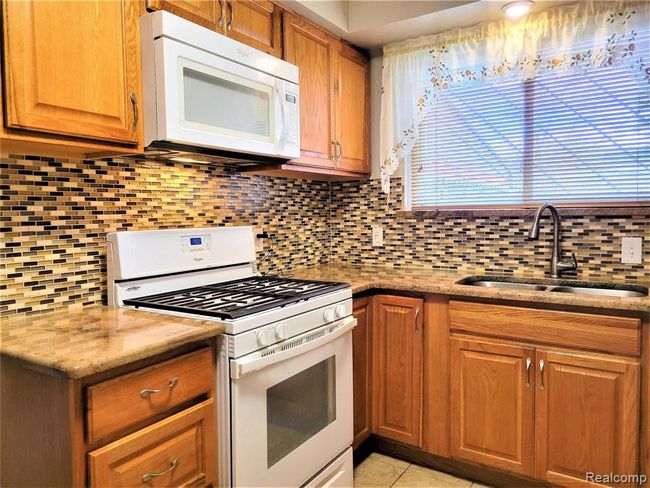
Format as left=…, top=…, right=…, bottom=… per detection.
left=410, top=30, right=650, bottom=209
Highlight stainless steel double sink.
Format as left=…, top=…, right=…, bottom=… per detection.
left=457, top=276, right=648, bottom=298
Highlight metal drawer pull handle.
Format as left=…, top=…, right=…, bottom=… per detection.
left=130, top=92, right=138, bottom=133
left=226, top=0, right=233, bottom=30
left=525, top=357, right=532, bottom=388
left=140, top=377, right=178, bottom=399
left=142, top=458, right=179, bottom=483
left=539, top=359, right=545, bottom=390
left=217, top=0, right=225, bottom=28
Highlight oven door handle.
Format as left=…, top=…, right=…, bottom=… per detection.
left=230, top=316, right=356, bottom=380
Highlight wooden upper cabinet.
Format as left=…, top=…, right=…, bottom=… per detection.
left=372, top=295, right=423, bottom=447
left=352, top=296, right=372, bottom=449
left=535, top=350, right=640, bottom=487
left=2, top=0, right=141, bottom=146
left=226, top=0, right=282, bottom=57
left=283, top=12, right=337, bottom=169
left=334, top=43, right=369, bottom=173
left=146, top=0, right=221, bottom=30
left=450, top=337, right=535, bottom=476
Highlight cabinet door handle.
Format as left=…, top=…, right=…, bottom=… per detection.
left=331, top=140, right=337, bottom=161
left=130, top=92, right=139, bottom=133
left=415, top=307, right=420, bottom=333
left=525, top=357, right=532, bottom=388
left=226, top=0, right=233, bottom=31
left=140, top=377, right=178, bottom=399
left=142, top=458, right=179, bottom=482
left=217, top=0, right=225, bottom=28
left=539, top=359, right=545, bottom=390
left=335, top=141, right=342, bottom=161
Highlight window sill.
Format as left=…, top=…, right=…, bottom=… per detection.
left=398, top=204, right=650, bottom=219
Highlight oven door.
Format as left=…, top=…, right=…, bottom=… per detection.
left=152, top=36, right=298, bottom=158
left=230, top=317, right=355, bottom=487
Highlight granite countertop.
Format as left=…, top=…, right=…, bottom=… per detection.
left=290, top=263, right=650, bottom=313
left=0, top=306, right=224, bottom=379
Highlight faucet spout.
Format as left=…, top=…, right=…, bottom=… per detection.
left=528, top=203, right=577, bottom=278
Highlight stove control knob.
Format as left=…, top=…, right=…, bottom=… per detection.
left=257, top=329, right=275, bottom=347
left=275, top=323, right=288, bottom=341
left=323, top=307, right=335, bottom=323
left=335, top=304, right=347, bottom=319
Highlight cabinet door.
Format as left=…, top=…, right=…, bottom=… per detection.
left=226, top=0, right=282, bottom=57
left=535, top=350, right=640, bottom=487
left=146, top=0, right=221, bottom=30
left=334, top=43, right=369, bottom=174
left=2, top=0, right=141, bottom=145
left=283, top=13, right=336, bottom=169
left=372, top=295, right=423, bottom=446
left=450, top=337, right=535, bottom=476
left=352, top=296, right=372, bottom=448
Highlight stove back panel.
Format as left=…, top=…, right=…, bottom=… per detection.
left=107, top=226, right=256, bottom=281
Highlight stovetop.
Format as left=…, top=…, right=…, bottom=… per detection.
left=122, top=275, right=350, bottom=320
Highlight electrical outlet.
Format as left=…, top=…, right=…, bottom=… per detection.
left=621, top=237, right=642, bottom=264
left=372, top=226, right=383, bottom=247
left=255, top=229, right=265, bottom=252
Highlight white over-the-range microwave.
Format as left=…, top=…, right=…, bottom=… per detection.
left=140, top=11, right=300, bottom=164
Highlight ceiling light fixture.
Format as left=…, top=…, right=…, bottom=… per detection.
left=502, top=0, right=534, bottom=19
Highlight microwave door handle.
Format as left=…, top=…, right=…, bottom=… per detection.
left=275, top=86, right=289, bottom=152
left=230, top=316, right=356, bottom=380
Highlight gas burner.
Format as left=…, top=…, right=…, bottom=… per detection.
left=123, top=276, right=349, bottom=319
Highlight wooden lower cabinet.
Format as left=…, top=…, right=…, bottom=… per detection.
left=352, top=296, right=372, bottom=448
left=450, top=337, right=535, bottom=476
left=535, top=350, right=640, bottom=487
left=88, top=399, right=216, bottom=487
left=372, top=295, right=424, bottom=447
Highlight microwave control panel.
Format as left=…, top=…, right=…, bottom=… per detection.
left=284, top=91, right=299, bottom=146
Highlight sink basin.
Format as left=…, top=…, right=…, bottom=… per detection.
left=546, top=286, right=647, bottom=298
left=463, top=281, right=547, bottom=291
left=457, top=276, right=648, bottom=298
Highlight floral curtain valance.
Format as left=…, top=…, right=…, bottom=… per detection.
left=379, top=0, right=650, bottom=194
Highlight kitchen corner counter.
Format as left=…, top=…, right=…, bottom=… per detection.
left=290, top=264, right=650, bottom=313
left=0, top=306, right=224, bottom=379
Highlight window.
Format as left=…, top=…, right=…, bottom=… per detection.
left=410, top=38, right=650, bottom=209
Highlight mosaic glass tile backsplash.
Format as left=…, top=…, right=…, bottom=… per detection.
left=1, top=155, right=330, bottom=316
left=1, top=155, right=648, bottom=316
left=330, top=178, right=649, bottom=282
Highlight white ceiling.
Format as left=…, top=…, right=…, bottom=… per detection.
left=281, top=0, right=578, bottom=52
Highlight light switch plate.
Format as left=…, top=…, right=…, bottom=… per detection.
left=621, top=237, right=642, bottom=264
left=372, top=226, right=384, bottom=247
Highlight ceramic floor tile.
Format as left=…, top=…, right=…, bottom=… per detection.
left=368, top=452, right=411, bottom=470
left=354, top=457, right=407, bottom=488
left=391, top=464, right=473, bottom=488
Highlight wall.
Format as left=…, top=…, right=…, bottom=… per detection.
left=330, top=178, right=650, bottom=282
left=1, top=155, right=647, bottom=317
left=0, top=154, right=330, bottom=316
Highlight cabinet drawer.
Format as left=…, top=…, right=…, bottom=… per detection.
left=449, top=301, right=640, bottom=356
left=88, top=399, right=216, bottom=487
left=87, top=348, right=214, bottom=442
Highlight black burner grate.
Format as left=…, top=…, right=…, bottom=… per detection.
left=123, top=276, right=349, bottom=319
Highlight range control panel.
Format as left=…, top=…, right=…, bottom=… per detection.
left=181, top=234, right=211, bottom=254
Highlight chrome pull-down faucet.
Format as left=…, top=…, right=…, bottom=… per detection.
left=528, top=203, right=578, bottom=279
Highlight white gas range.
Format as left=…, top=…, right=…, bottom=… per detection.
left=107, top=226, right=355, bottom=487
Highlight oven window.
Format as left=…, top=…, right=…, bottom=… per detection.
left=182, top=67, right=270, bottom=137
left=267, top=356, right=336, bottom=467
